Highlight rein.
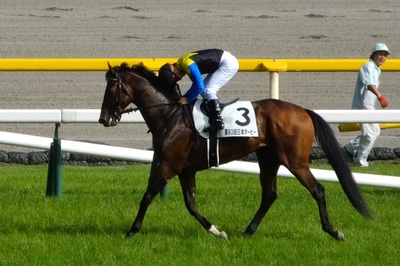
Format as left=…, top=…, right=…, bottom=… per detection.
left=129, top=84, right=184, bottom=113
left=109, top=71, right=177, bottom=117
left=109, top=70, right=197, bottom=135
left=127, top=102, right=177, bottom=113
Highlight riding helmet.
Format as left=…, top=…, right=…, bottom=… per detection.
left=158, top=63, right=176, bottom=90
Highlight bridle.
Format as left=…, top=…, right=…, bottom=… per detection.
left=106, top=72, right=134, bottom=122
left=106, top=68, right=198, bottom=136
left=106, top=70, right=179, bottom=121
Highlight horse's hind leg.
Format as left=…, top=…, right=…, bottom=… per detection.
left=244, top=147, right=279, bottom=237
left=289, top=165, right=345, bottom=240
left=178, top=172, right=227, bottom=239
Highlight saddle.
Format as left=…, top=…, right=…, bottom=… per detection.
left=199, top=98, right=240, bottom=117
left=190, top=98, right=258, bottom=168
left=197, top=98, right=238, bottom=168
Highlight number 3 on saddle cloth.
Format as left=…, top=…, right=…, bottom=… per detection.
left=192, top=99, right=259, bottom=168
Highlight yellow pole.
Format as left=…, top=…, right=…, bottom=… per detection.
left=338, top=123, right=400, bottom=132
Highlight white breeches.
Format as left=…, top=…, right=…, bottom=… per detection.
left=347, top=122, right=381, bottom=161
left=201, top=51, right=239, bottom=100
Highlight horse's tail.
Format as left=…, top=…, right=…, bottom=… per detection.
left=305, top=109, right=373, bottom=219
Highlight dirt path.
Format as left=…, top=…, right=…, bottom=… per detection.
left=1, top=1, right=399, bottom=151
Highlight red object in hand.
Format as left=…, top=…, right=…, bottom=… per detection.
left=378, top=95, right=388, bottom=108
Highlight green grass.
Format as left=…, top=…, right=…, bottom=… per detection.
left=1, top=163, right=400, bottom=266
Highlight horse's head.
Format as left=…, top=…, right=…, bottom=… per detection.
left=99, top=62, right=133, bottom=127
left=99, top=62, right=181, bottom=127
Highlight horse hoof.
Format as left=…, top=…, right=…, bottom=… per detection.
left=208, top=225, right=228, bottom=239
left=219, top=231, right=228, bottom=240
left=243, top=232, right=252, bottom=238
left=335, top=231, right=345, bottom=241
left=125, top=232, right=134, bottom=239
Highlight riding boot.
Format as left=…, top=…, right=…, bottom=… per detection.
left=206, top=99, right=224, bottom=131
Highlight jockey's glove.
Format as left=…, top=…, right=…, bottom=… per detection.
left=179, top=97, right=188, bottom=105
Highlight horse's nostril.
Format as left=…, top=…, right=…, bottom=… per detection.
left=98, top=118, right=110, bottom=127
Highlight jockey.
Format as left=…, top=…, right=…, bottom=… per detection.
left=158, top=49, right=239, bottom=131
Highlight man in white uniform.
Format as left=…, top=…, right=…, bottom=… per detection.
left=344, top=43, right=391, bottom=167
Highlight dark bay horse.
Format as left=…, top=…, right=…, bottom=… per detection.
left=98, top=63, right=372, bottom=240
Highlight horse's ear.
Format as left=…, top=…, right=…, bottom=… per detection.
left=107, top=62, right=117, bottom=76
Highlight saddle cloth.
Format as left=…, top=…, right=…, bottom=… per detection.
left=193, top=99, right=259, bottom=138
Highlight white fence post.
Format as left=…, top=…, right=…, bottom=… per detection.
left=269, top=72, right=279, bottom=99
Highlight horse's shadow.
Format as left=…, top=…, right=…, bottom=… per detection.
left=2, top=215, right=326, bottom=241
left=5, top=222, right=125, bottom=236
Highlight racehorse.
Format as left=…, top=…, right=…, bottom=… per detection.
left=99, top=62, right=372, bottom=241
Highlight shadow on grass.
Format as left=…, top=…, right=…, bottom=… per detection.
left=1, top=217, right=335, bottom=242
left=360, top=186, right=400, bottom=197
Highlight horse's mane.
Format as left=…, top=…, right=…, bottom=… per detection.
left=106, top=63, right=177, bottom=97
left=106, top=63, right=159, bottom=83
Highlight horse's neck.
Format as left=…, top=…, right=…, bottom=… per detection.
left=132, top=83, right=172, bottom=110
left=129, top=72, right=169, bottom=106
left=130, top=75, right=179, bottom=132
left=139, top=101, right=180, bottom=134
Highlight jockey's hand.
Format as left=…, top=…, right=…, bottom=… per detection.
left=179, top=97, right=188, bottom=105
left=378, top=95, right=388, bottom=108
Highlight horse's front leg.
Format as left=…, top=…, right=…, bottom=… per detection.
left=178, top=172, right=228, bottom=239
left=125, top=188, right=159, bottom=238
left=125, top=160, right=171, bottom=239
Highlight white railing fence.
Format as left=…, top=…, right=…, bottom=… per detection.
left=1, top=109, right=400, bottom=123
left=1, top=109, right=400, bottom=189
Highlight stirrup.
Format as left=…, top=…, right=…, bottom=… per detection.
left=204, top=121, right=224, bottom=132
left=214, top=121, right=225, bottom=130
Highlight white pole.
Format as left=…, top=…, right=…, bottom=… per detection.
left=0, top=131, right=153, bottom=162
left=0, top=130, right=399, bottom=189
left=214, top=161, right=400, bottom=189
left=269, top=72, right=279, bottom=99
left=2, top=109, right=400, bottom=123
